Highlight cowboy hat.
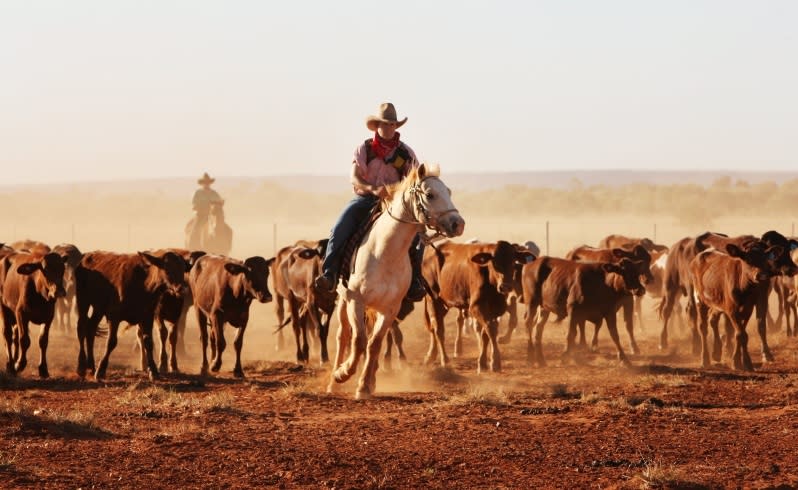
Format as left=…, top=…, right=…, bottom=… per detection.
left=197, top=172, right=215, bottom=185
left=365, top=102, right=408, bottom=131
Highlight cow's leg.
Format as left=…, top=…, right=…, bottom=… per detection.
left=487, top=318, right=501, bottom=372
left=156, top=319, right=169, bottom=373
left=708, top=313, right=722, bottom=363
left=635, top=295, right=645, bottom=333
left=768, top=280, right=783, bottom=333
left=328, top=299, right=351, bottom=391
left=13, top=313, right=30, bottom=374
left=2, top=308, right=16, bottom=375
left=196, top=309, right=210, bottom=376
left=135, top=327, right=147, bottom=371
left=140, top=319, right=161, bottom=379
left=168, top=318, right=180, bottom=373
left=756, top=293, right=774, bottom=363
left=422, top=298, right=438, bottom=365
left=429, top=300, right=449, bottom=367
left=289, top=298, right=306, bottom=364
left=589, top=321, right=601, bottom=353
left=621, top=295, right=640, bottom=355
left=686, top=290, right=701, bottom=356
left=75, top=305, right=88, bottom=378
left=95, top=320, right=121, bottom=380
left=384, top=327, right=395, bottom=372
left=232, top=325, right=247, bottom=378
left=210, top=312, right=226, bottom=373
left=274, top=296, right=286, bottom=352
left=357, top=311, right=395, bottom=399
left=563, top=313, right=579, bottom=363
left=453, top=309, right=466, bottom=359
left=317, top=311, right=331, bottom=366
left=697, top=303, right=711, bottom=368
left=37, top=320, right=53, bottom=378
left=85, top=311, right=102, bottom=376
left=534, top=311, right=548, bottom=367
left=176, top=300, right=190, bottom=358
left=524, top=301, right=538, bottom=365
left=604, top=313, right=630, bottom=365
left=499, top=295, right=518, bottom=344
left=659, top=289, right=678, bottom=350
left=731, top=315, right=753, bottom=371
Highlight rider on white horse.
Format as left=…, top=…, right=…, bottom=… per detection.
left=314, top=102, right=426, bottom=301
left=190, top=172, right=223, bottom=249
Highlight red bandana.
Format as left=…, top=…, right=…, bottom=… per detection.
left=371, top=132, right=400, bottom=161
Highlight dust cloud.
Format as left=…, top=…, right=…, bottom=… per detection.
left=2, top=176, right=796, bottom=392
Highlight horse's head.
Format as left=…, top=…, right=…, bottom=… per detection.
left=395, top=163, right=465, bottom=238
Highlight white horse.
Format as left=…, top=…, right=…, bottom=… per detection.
left=328, top=163, right=465, bottom=399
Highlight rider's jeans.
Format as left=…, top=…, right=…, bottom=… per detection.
left=321, top=194, right=379, bottom=277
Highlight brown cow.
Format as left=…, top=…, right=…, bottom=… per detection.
left=598, top=234, right=669, bottom=254
left=134, top=248, right=207, bottom=374
left=691, top=242, right=798, bottom=370
left=10, top=239, right=52, bottom=255
left=75, top=251, right=188, bottom=380
left=657, top=232, right=758, bottom=353
left=522, top=256, right=646, bottom=366
left=0, top=251, right=66, bottom=377
left=189, top=254, right=274, bottom=377
left=51, top=243, right=83, bottom=332
left=565, top=244, right=653, bottom=355
left=422, top=240, right=533, bottom=373
left=281, top=239, right=335, bottom=365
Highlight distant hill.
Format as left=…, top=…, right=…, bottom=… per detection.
left=2, top=170, right=797, bottom=194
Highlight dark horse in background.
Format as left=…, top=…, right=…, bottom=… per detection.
left=185, top=201, right=233, bottom=256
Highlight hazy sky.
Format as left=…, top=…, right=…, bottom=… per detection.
left=1, top=1, right=796, bottom=185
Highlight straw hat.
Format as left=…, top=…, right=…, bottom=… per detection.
left=365, top=102, right=408, bottom=131
left=197, top=172, right=215, bottom=185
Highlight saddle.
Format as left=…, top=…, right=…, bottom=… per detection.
left=339, top=204, right=383, bottom=287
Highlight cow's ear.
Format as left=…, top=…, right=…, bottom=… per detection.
left=16, top=262, right=42, bottom=275
left=633, top=245, right=648, bottom=258
left=297, top=249, right=317, bottom=260
left=515, top=251, right=535, bottom=264
left=611, top=248, right=626, bottom=258
left=725, top=244, right=744, bottom=258
left=766, top=246, right=783, bottom=261
left=188, top=251, right=207, bottom=271
left=601, top=263, right=622, bottom=275
left=138, top=252, right=165, bottom=269
left=790, top=240, right=798, bottom=252
left=265, top=257, right=276, bottom=267
left=224, top=263, right=248, bottom=275
left=470, top=252, right=492, bottom=266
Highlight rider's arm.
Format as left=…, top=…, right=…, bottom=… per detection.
left=351, top=144, right=386, bottom=197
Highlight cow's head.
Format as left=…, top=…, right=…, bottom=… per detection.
left=16, top=252, right=67, bottom=300
left=139, top=251, right=188, bottom=296
left=726, top=243, right=790, bottom=282
left=186, top=251, right=207, bottom=272
left=603, top=258, right=646, bottom=297
left=613, top=245, right=653, bottom=286
left=471, top=241, right=533, bottom=295
left=224, top=256, right=275, bottom=303
left=759, top=230, right=798, bottom=277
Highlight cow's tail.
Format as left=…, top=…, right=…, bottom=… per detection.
left=273, top=316, right=292, bottom=333
left=656, top=297, right=667, bottom=321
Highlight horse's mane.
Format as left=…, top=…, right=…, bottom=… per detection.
left=382, top=163, right=441, bottom=204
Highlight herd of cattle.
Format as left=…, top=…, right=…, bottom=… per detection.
left=1, top=229, right=798, bottom=386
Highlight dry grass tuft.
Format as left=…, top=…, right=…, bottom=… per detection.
left=442, top=385, right=510, bottom=407
left=115, top=384, right=235, bottom=413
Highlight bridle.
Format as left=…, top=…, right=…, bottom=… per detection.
left=385, top=175, right=459, bottom=244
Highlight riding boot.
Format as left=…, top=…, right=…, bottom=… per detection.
left=405, top=236, right=427, bottom=302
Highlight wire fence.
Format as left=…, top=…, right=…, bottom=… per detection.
left=3, top=216, right=795, bottom=259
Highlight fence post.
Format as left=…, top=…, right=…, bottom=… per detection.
left=545, top=221, right=550, bottom=256
left=653, top=223, right=657, bottom=243
left=273, top=223, right=278, bottom=255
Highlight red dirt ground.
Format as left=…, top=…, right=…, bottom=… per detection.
left=3, top=308, right=798, bottom=489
